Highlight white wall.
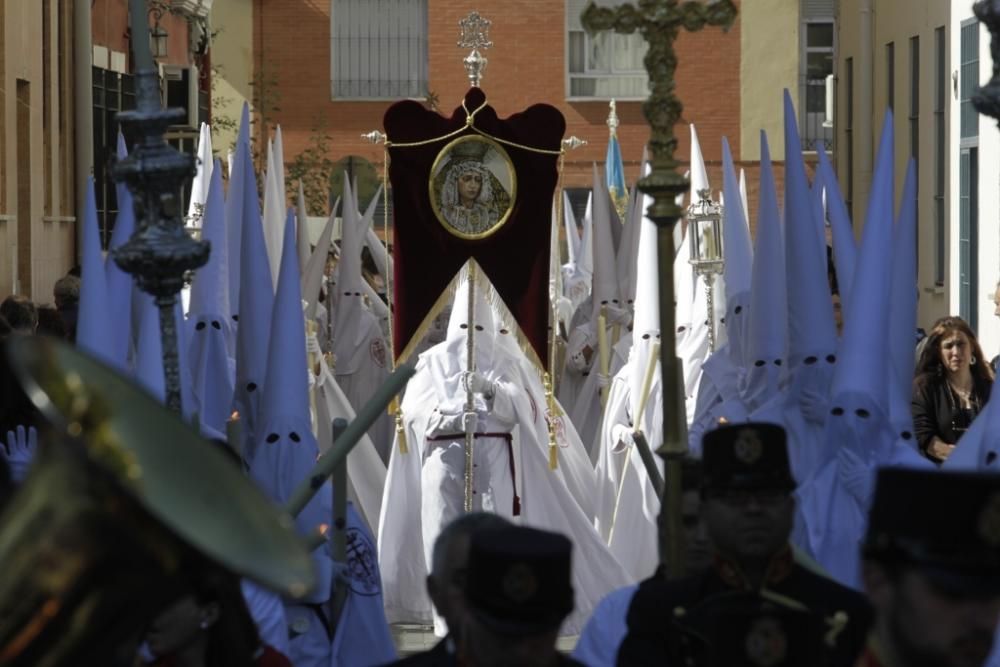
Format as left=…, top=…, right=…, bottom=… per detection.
left=949, top=4, right=1000, bottom=357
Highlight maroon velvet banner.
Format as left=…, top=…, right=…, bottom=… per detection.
left=384, top=88, right=565, bottom=369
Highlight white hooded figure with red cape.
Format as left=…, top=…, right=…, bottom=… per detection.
left=378, top=263, right=628, bottom=636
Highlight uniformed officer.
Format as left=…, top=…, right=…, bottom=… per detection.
left=457, top=525, right=585, bottom=667
left=855, top=468, right=1000, bottom=667
left=617, top=422, right=873, bottom=666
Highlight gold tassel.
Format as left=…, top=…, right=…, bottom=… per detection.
left=389, top=397, right=408, bottom=455
left=543, top=373, right=558, bottom=470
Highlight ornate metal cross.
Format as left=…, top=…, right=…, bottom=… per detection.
left=581, top=0, right=737, bottom=580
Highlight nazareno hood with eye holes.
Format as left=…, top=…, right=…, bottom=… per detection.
left=247, top=208, right=335, bottom=606
left=186, top=162, right=236, bottom=434
left=233, top=130, right=274, bottom=457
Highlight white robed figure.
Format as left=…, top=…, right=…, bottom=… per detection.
left=331, top=179, right=394, bottom=463
left=378, top=265, right=629, bottom=636
left=594, top=204, right=664, bottom=581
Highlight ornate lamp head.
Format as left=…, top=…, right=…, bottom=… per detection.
left=458, top=11, right=493, bottom=88
left=687, top=188, right=724, bottom=275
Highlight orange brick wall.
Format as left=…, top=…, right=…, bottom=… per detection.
left=92, top=0, right=194, bottom=68
left=252, top=0, right=745, bottom=193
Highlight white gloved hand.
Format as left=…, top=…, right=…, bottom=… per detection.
left=2, top=425, right=37, bottom=483
left=799, top=388, right=830, bottom=426
left=462, top=411, right=479, bottom=433
left=610, top=423, right=635, bottom=453
left=597, top=373, right=611, bottom=389
left=461, top=371, right=495, bottom=398
left=837, top=447, right=874, bottom=507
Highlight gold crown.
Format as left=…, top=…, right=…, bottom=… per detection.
left=450, top=138, right=490, bottom=161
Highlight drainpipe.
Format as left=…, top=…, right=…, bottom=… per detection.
left=857, top=0, right=874, bottom=233
left=74, top=0, right=94, bottom=264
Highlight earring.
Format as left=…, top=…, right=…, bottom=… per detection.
left=972, top=356, right=978, bottom=365
left=200, top=619, right=210, bottom=630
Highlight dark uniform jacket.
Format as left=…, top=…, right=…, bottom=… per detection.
left=386, top=638, right=585, bottom=666
left=616, top=547, right=874, bottom=666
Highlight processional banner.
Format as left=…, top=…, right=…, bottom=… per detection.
left=383, top=87, right=565, bottom=370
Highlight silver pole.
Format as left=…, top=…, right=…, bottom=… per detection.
left=464, top=263, right=477, bottom=513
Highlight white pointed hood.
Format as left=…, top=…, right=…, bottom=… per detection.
left=105, top=132, right=135, bottom=368
left=817, top=147, right=856, bottom=313
left=303, top=208, right=337, bottom=320
left=673, top=222, right=695, bottom=346
left=363, top=184, right=392, bottom=286
left=579, top=191, right=595, bottom=279
left=445, top=265, right=498, bottom=369
left=830, top=112, right=895, bottom=409
left=589, top=164, right=621, bottom=320
left=262, top=138, right=285, bottom=289
left=720, top=137, right=753, bottom=367
left=233, top=141, right=275, bottom=457
left=616, top=182, right=643, bottom=308
left=739, top=168, right=750, bottom=224
left=249, top=210, right=335, bottom=603
left=628, top=205, right=661, bottom=418
left=226, top=103, right=252, bottom=321
left=296, top=180, right=312, bottom=276
left=783, top=91, right=837, bottom=368
left=187, top=122, right=214, bottom=229
left=888, top=159, right=918, bottom=444
left=77, top=178, right=120, bottom=370
left=563, top=190, right=581, bottom=266
left=331, top=178, right=370, bottom=355
left=187, top=161, right=236, bottom=433
left=689, top=124, right=710, bottom=203
left=743, top=131, right=787, bottom=410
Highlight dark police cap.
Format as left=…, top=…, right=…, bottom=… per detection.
left=464, top=525, right=574, bottom=635
left=863, top=467, right=1000, bottom=594
left=701, top=423, right=796, bottom=492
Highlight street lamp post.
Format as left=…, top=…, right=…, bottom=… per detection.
left=112, top=0, right=209, bottom=414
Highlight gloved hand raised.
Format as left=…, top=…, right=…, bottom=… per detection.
left=1, top=425, right=37, bottom=483
left=461, top=371, right=495, bottom=399
left=610, top=423, right=635, bottom=453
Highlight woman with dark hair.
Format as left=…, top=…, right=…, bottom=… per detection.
left=912, top=316, right=994, bottom=464
left=144, top=566, right=291, bottom=667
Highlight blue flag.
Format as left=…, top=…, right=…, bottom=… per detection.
left=605, top=130, right=628, bottom=219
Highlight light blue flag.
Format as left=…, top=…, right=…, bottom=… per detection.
left=605, top=130, right=627, bottom=220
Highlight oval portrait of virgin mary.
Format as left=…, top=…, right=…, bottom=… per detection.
left=430, top=135, right=516, bottom=239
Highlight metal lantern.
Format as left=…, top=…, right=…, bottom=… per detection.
left=687, top=188, right=724, bottom=272
left=148, top=3, right=169, bottom=59
left=687, top=188, right=725, bottom=351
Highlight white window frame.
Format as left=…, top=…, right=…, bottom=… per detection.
left=565, top=1, right=648, bottom=102
left=329, top=0, right=429, bottom=102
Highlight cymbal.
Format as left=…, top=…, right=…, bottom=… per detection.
left=6, top=336, right=316, bottom=599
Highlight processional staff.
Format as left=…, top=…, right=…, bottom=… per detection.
left=581, top=0, right=738, bottom=580
left=113, top=0, right=209, bottom=413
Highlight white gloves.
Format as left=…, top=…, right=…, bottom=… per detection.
left=462, top=411, right=479, bottom=433
left=837, top=447, right=873, bottom=507
left=611, top=423, right=634, bottom=453
left=597, top=373, right=611, bottom=389
left=461, top=371, right=495, bottom=399
left=2, top=425, right=37, bottom=482
left=799, top=388, right=830, bottom=426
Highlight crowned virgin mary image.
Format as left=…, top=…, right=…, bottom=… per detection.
left=431, top=136, right=514, bottom=238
